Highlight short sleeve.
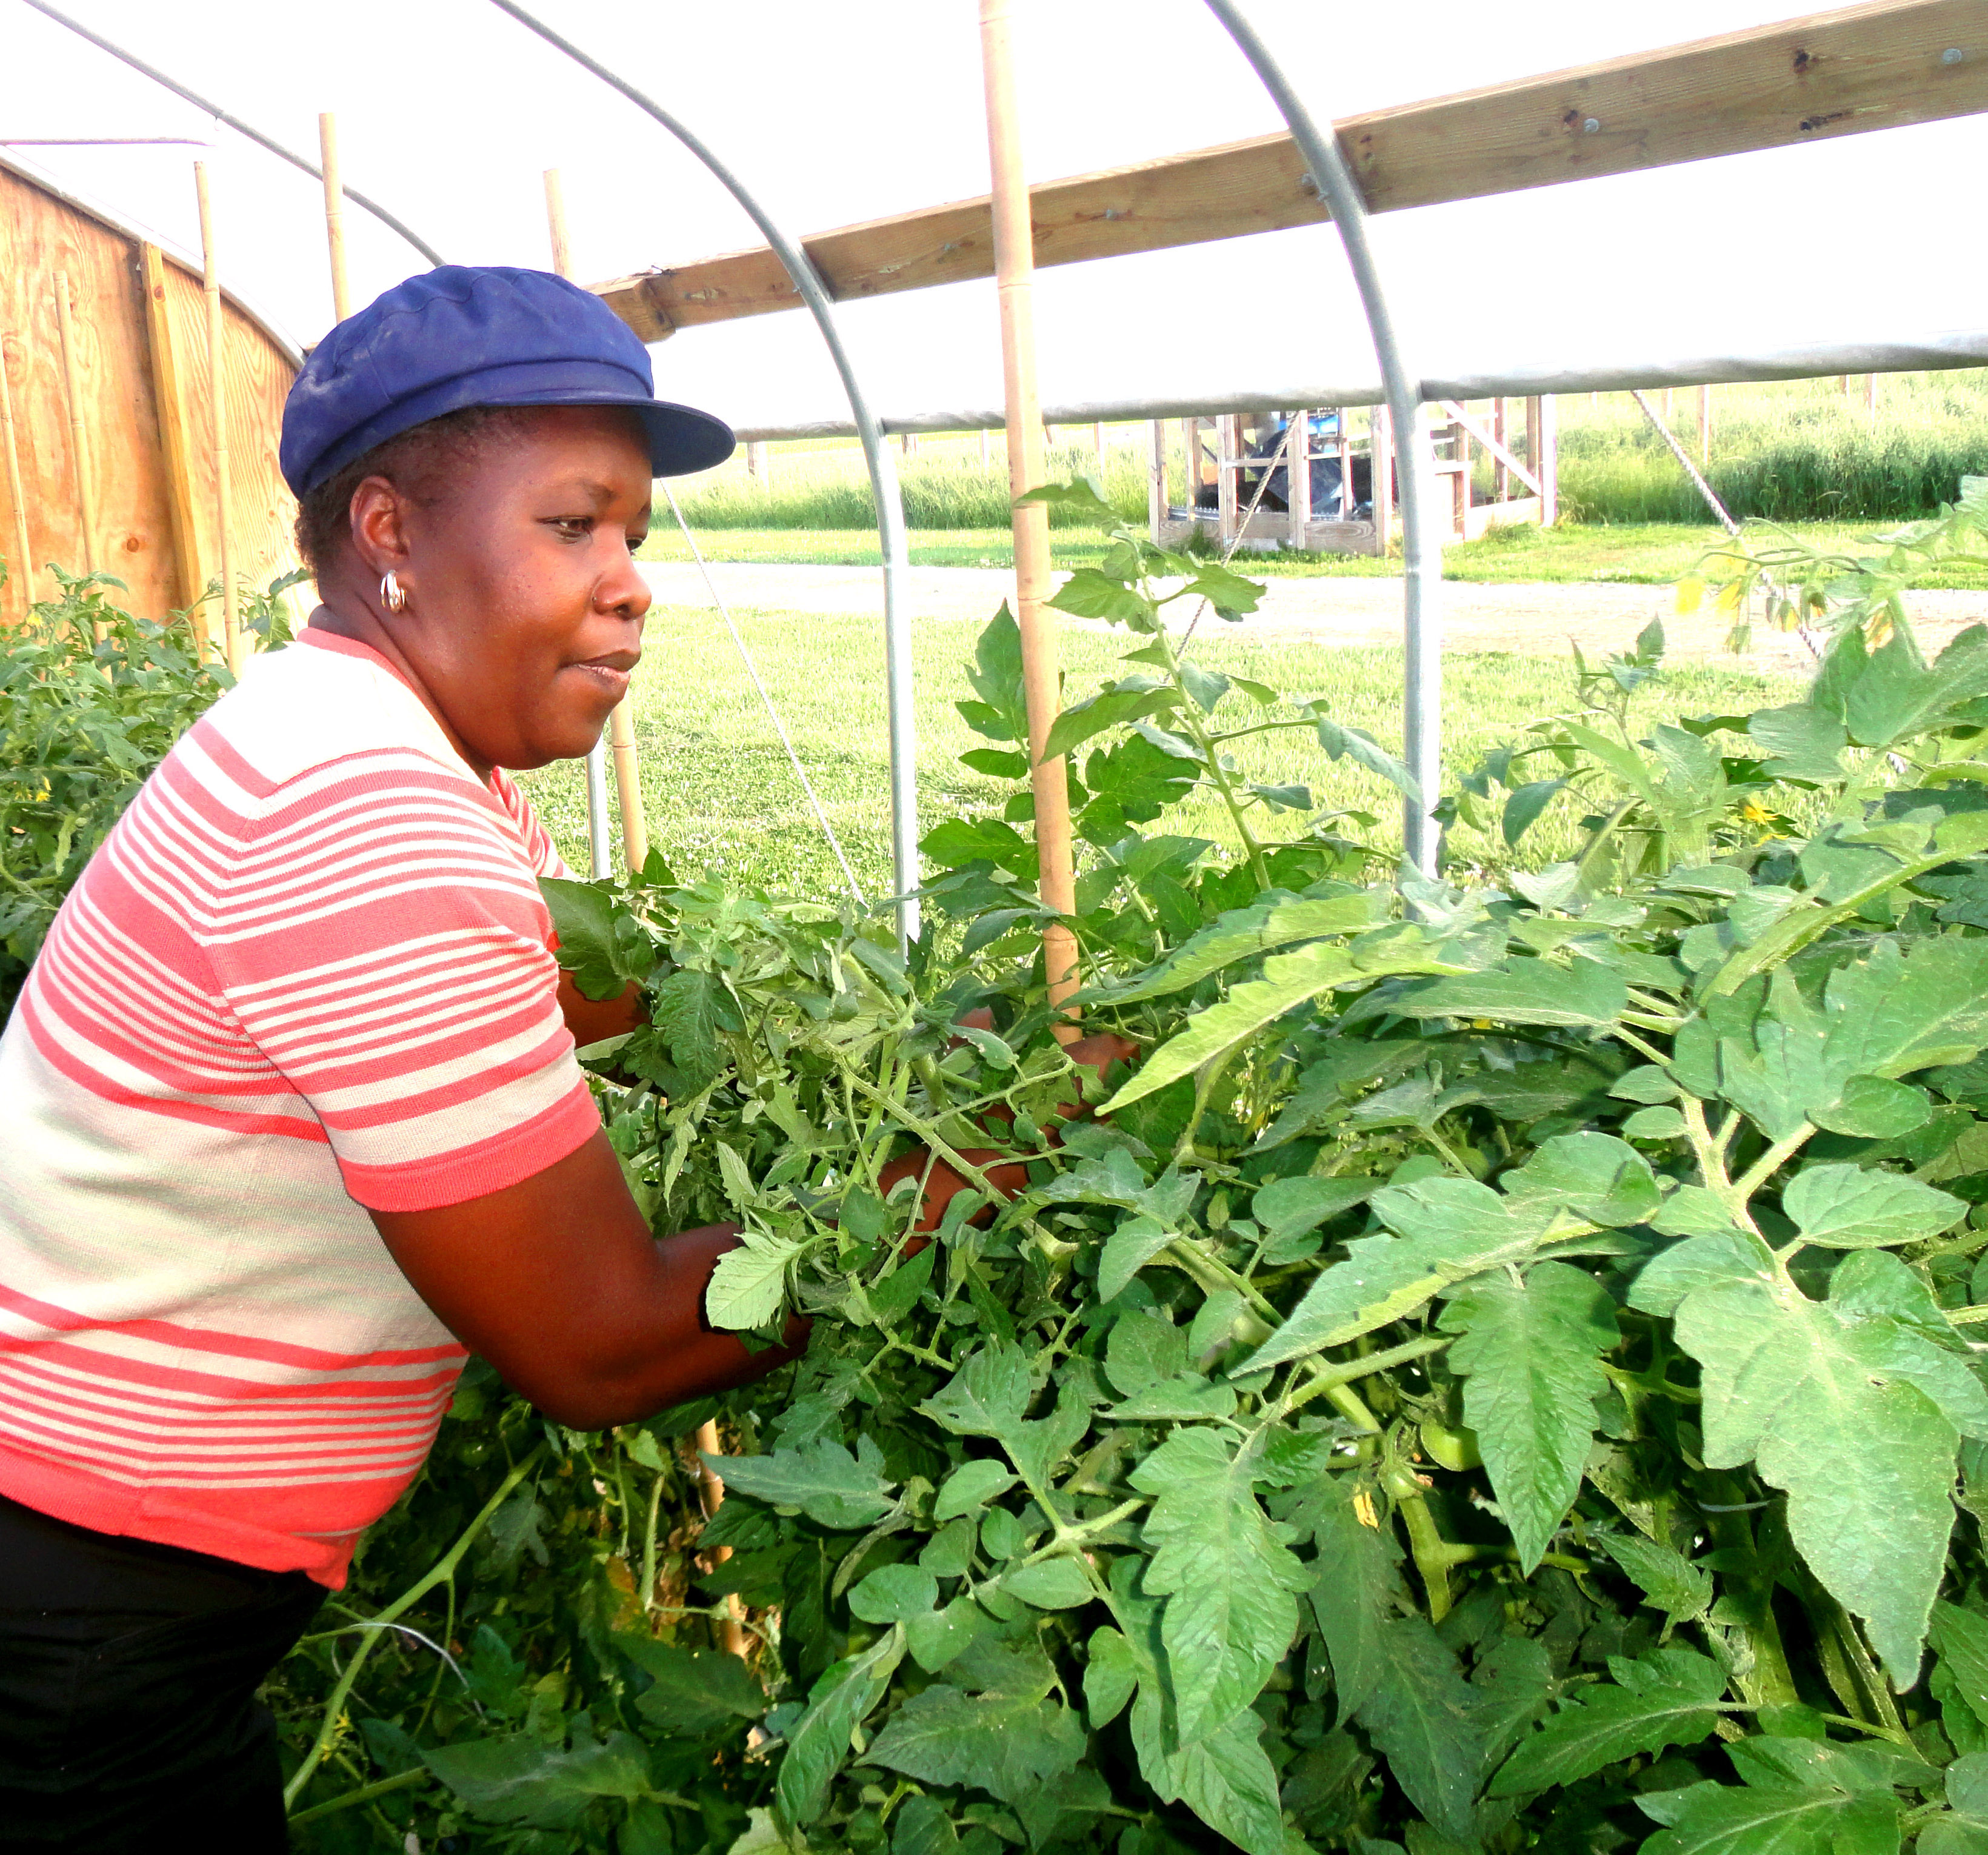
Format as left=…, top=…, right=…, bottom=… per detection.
left=492, top=769, right=577, bottom=881
left=204, top=750, right=601, bottom=1212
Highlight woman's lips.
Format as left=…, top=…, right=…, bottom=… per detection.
left=570, top=657, right=634, bottom=699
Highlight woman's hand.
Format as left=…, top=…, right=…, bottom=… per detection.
left=370, top=1132, right=805, bottom=1431
left=880, top=1024, right=1139, bottom=1235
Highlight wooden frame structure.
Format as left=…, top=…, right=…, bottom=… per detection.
left=0, top=150, right=299, bottom=632
left=1155, top=397, right=1560, bottom=555
left=587, top=2, right=1988, bottom=341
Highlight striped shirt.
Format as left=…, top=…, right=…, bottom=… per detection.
left=0, top=627, right=599, bottom=1585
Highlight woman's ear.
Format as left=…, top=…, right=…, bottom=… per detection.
left=349, top=475, right=413, bottom=581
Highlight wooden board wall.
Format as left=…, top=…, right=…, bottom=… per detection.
left=0, top=159, right=298, bottom=627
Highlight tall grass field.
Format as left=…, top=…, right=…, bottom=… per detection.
left=670, top=370, right=1988, bottom=534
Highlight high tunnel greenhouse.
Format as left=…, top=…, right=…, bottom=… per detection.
left=6, top=3, right=1988, bottom=1851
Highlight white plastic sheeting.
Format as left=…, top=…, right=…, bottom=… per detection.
left=8, top=0, right=1988, bottom=425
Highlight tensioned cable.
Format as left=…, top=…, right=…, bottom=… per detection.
left=658, top=481, right=867, bottom=907
left=18, top=0, right=447, bottom=269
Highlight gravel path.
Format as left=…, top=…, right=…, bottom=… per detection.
left=642, top=560, right=1988, bottom=677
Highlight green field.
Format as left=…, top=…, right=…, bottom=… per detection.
left=517, top=606, right=1801, bottom=900
left=639, top=513, right=1988, bottom=589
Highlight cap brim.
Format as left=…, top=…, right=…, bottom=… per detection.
left=482, top=386, right=735, bottom=478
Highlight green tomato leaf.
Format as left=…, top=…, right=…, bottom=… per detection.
left=705, top=1436, right=896, bottom=1531
left=1489, top=1646, right=1725, bottom=1796
left=704, top=1224, right=801, bottom=1330
left=1595, top=1534, right=1715, bottom=1625
left=1088, top=889, right=1384, bottom=1008
left=776, top=1626, right=906, bottom=1825
left=424, top=1730, right=653, bottom=1830
left=1352, top=1616, right=1485, bottom=1843
left=850, top=1563, right=940, bottom=1625
left=933, top=1459, right=1019, bottom=1522
left=998, top=1554, right=1095, bottom=1611
left=1781, top=1165, right=1967, bottom=1249
left=864, top=1681, right=1086, bottom=1807
left=1438, top=1261, right=1621, bottom=1572
left=1129, top=1426, right=1310, bottom=1744
left=1636, top=1780, right=1901, bottom=1855
left=1392, top=958, right=1627, bottom=1029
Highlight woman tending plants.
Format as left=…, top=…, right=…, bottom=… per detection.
left=11, top=356, right=1988, bottom=1855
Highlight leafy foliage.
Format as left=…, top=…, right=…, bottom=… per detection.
left=29, top=486, right=1988, bottom=1855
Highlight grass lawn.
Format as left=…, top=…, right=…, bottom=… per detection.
left=517, top=605, right=1803, bottom=901
left=641, top=518, right=1988, bottom=590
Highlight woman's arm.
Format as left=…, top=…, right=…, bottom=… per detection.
left=369, top=1129, right=804, bottom=1429
left=557, top=971, right=647, bottom=1049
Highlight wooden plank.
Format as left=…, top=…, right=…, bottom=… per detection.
left=0, top=162, right=297, bottom=625
left=0, top=331, right=33, bottom=620
left=1372, top=404, right=1394, bottom=556
left=139, top=243, right=204, bottom=624
left=1286, top=410, right=1310, bottom=540
left=1146, top=419, right=1166, bottom=540
left=1437, top=398, right=1541, bottom=495
left=1217, top=414, right=1241, bottom=548
left=592, top=0, right=1988, bottom=335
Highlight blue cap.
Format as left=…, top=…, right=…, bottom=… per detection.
left=279, top=264, right=735, bottom=496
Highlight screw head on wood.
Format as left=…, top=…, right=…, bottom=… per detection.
left=1942, top=45, right=1965, bottom=63
left=1583, top=116, right=1602, bottom=133
left=1298, top=171, right=1319, bottom=196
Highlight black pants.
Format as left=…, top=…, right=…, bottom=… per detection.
left=0, top=1492, right=325, bottom=1852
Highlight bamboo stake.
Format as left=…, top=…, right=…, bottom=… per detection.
left=0, top=333, right=34, bottom=621
left=318, top=113, right=351, bottom=322
left=195, top=164, right=239, bottom=672
left=52, top=272, right=101, bottom=590
left=979, top=0, right=1079, bottom=1034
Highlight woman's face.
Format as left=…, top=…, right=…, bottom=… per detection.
left=363, top=405, right=655, bottom=772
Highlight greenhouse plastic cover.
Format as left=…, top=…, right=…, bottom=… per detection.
left=7, top=0, right=1988, bottom=437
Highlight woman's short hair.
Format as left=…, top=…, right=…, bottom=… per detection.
left=292, top=404, right=533, bottom=579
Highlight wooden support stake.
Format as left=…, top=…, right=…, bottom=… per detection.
left=1286, top=410, right=1310, bottom=544
left=1492, top=398, right=1510, bottom=502
left=1092, top=420, right=1106, bottom=469
left=139, top=244, right=205, bottom=637
left=978, top=427, right=990, bottom=465
left=1699, top=383, right=1713, bottom=466
left=1866, top=372, right=1880, bottom=422
left=692, top=1427, right=749, bottom=1658
left=1216, top=414, right=1241, bottom=549
left=1535, top=395, right=1559, bottom=528
left=53, top=271, right=101, bottom=586
left=1449, top=409, right=1469, bottom=538
left=0, top=332, right=33, bottom=621
left=195, top=165, right=239, bottom=671
left=981, top=0, right=1078, bottom=1030
left=1372, top=403, right=1395, bottom=556
left=1146, top=419, right=1166, bottom=541
left=319, top=113, right=352, bottom=322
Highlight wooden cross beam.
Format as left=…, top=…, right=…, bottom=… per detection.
left=1436, top=400, right=1541, bottom=496
left=592, top=0, right=1988, bottom=341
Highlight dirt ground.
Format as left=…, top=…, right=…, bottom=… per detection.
left=641, top=561, right=1988, bottom=677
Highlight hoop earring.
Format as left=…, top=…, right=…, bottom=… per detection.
left=381, top=571, right=408, bottom=612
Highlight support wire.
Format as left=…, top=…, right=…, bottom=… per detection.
left=485, top=0, right=920, bottom=944
left=1201, top=0, right=1444, bottom=875
left=659, top=483, right=866, bottom=907
left=19, top=0, right=447, bottom=270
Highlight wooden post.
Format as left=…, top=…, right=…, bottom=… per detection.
left=1216, top=414, right=1241, bottom=549
left=980, top=0, right=1078, bottom=1029
left=1092, top=420, right=1106, bottom=470
left=542, top=167, right=573, bottom=277
left=1146, top=419, right=1166, bottom=541
left=1372, top=402, right=1395, bottom=555
left=319, top=113, right=352, bottom=322
left=1181, top=418, right=1199, bottom=515
left=0, top=333, right=34, bottom=622
left=139, top=244, right=205, bottom=634
left=1286, top=410, right=1310, bottom=546
left=195, top=165, right=239, bottom=671
left=53, top=271, right=101, bottom=584
left=1449, top=409, right=1469, bottom=538
left=1661, top=386, right=1675, bottom=422
left=1699, top=383, right=1713, bottom=466
left=1536, top=394, right=1559, bottom=527
left=1492, top=397, right=1510, bottom=501
left=746, top=440, right=768, bottom=484
left=692, top=1434, right=749, bottom=1657
left=1865, top=372, right=1880, bottom=421
left=978, top=426, right=990, bottom=465
left=1336, top=409, right=1352, bottom=524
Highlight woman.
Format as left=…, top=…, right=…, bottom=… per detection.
left=0, top=266, right=812, bottom=1848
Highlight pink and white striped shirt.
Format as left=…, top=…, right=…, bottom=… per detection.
left=0, top=628, right=599, bottom=1585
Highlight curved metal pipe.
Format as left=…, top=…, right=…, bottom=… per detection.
left=485, top=0, right=920, bottom=943
left=1201, top=0, right=1443, bottom=875
left=19, top=0, right=447, bottom=270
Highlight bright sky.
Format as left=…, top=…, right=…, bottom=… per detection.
left=8, top=0, right=1988, bottom=432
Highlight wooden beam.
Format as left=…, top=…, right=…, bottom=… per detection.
left=1437, top=398, right=1541, bottom=495
left=592, top=0, right=1988, bottom=338
left=139, top=243, right=204, bottom=626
